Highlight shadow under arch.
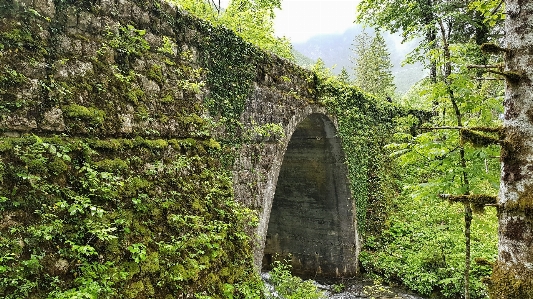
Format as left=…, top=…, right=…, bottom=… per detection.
left=262, top=113, right=359, bottom=278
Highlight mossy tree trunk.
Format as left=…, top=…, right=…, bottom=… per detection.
left=489, top=0, right=533, bottom=297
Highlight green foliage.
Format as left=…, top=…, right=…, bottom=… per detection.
left=0, top=135, right=262, bottom=298
left=63, top=104, right=106, bottom=125
left=220, top=0, right=293, bottom=59
left=127, top=243, right=147, bottom=263
left=157, top=36, right=177, bottom=56
left=266, top=261, right=325, bottom=299
left=0, top=1, right=402, bottom=298
left=356, top=0, right=504, bottom=51
left=0, top=66, right=27, bottom=90
left=312, top=63, right=399, bottom=237
left=360, top=195, right=497, bottom=298
left=468, top=0, right=506, bottom=27
left=370, top=46, right=502, bottom=298
left=245, top=122, right=285, bottom=142
left=107, top=24, right=150, bottom=57
left=356, top=0, right=504, bottom=297
left=366, top=40, right=503, bottom=298
left=337, top=67, right=351, bottom=83
left=147, top=64, right=164, bottom=83
left=352, top=30, right=396, bottom=100
left=169, top=0, right=293, bottom=60
left=197, top=25, right=257, bottom=136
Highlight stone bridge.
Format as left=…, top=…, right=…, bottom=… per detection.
left=0, top=0, right=377, bottom=288
left=235, top=94, right=358, bottom=277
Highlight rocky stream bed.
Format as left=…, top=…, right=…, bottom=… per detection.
left=262, top=272, right=427, bottom=299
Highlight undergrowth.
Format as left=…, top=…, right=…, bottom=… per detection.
left=265, top=261, right=325, bottom=299
left=360, top=179, right=497, bottom=298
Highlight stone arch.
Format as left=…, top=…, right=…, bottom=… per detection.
left=258, top=111, right=359, bottom=278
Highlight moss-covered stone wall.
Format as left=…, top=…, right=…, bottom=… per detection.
left=0, top=0, right=397, bottom=297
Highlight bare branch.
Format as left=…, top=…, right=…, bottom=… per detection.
left=467, top=64, right=503, bottom=69
left=420, top=126, right=502, bottom=133
left=490, top=0, right=504, bottom=16
left=439, top=194, right=497, bottom=203
left=473, top=77, right=505, bottom=81
left=209, top=0, right=221, bottom=14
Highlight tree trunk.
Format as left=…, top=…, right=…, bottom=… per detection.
left=423, top=0, right=437, bottom=84
left=439, top=19, right=473, bottom=299
left=489, top=0, right=533, bottom=298
left=464, top=202, right=472, bottom=299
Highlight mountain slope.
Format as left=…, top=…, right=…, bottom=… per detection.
left=291, top=26, right=426, bottom=94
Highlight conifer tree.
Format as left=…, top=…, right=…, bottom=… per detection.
left=338, top=67, right=351, bottom=83
left=352, top=30, right=396, bottom=100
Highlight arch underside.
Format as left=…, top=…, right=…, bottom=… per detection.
left=262, top=113, right=358, bottom=278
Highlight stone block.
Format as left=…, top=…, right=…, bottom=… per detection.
left=78, top=11, right=94, bottom=32
left=132, top=58, right=146, bottom=72
left=21, top=61, right=47, bottom=79
left=119, top=113, right=134, bottom=133
left=71, top=39, right=83, bottom=56
left=160, top=20, right=174, bottom=36
left=1, top=112, right=38, bottom=131
left=41, top=107, right=66, bottom=131
left=65, top=27, right=82, bottom=38
left=3, top=131, right=21, bottom=137
left=89, top=16, right=104, bottom=32
left=144, top=33, right=160, bottom=49
left=117, top=0, right=132, bottom=20
left=19, top=0, right=34, bottom=7
left=82, top=41, right=99, bottom=58
left=139, top=75, right=160, bottom=94
left=131, top=3, right=150, bottom=27
left=56, top=60, right=93, bottom=79
left=66, top=7, right=78, bottom=27
left=36, top=25, right=50, bottom=40
left=20, top=79, right=40, bottom=98
left=34, top=0, right=55, bottom=19
left=149, top=16, right=161, bottom=33
left=160, top=0, right=177, bottom=17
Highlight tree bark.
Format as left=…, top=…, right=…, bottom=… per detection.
left=489, top=0, right=533, bottom=298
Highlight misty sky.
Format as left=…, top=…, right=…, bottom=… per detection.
left=274, top=0, right=360, bottom=43
left=219, top=0, right=360, bottom=43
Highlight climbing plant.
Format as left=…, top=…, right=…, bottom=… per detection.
left=314, top=61, right=399, bottom=237
left=0, top=135, right=263, bottom=298
left=169, top=0, right=293, bottom=60
left=0, top=1, right=400, bottom=298
left=0, top=0, right=270, bottom=297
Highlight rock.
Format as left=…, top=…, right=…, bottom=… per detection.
left=41, top=107, right=66, bottom=131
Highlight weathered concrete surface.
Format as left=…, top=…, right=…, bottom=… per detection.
left=261, top=113, right=357, bottom=278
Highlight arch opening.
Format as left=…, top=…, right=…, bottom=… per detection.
left=262, top=113, right=358, bottom=278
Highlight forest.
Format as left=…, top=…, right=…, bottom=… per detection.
left=0, top=0, right=531, bottom=298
